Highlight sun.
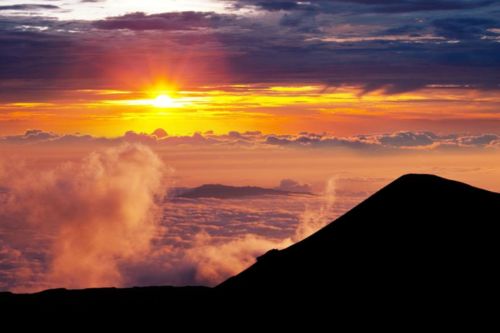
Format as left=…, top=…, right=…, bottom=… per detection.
left=152, top=94, right=176, bottom=108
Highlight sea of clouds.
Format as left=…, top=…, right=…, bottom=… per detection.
left=0, top=144, right=369, bottom=292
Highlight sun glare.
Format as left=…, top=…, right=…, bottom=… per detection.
left=152, top=94, right=176, bottom=108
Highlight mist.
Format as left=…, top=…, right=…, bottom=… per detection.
left=0, top=144, right=166, bottom=290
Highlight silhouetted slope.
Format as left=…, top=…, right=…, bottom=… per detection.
left=0, top=286, right=213, bottom=314
left=177, top=184, right=312, bottom=199
left=218, top=174, right=500, bottom=297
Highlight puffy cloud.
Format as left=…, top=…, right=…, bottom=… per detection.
left=0, top=144, right=167, bottom=290
left=263, top=131, right=500, bottom=150
left=123, top=130, right=160, bottom=145
left=458, top=134, right=499, bottom=146
left=151, top=128, right=168, bottom=139
left=0, top=129, right=59, bottom=144
left=275, top=179, right=312, bottom=193
left=375, top=131, right=437, bottom=147
left=183, top=233, right=292, bottom=285
left=265, top=134, right=377, bottom=150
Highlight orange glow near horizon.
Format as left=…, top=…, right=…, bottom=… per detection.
left=1, top=83, right=500, bottom=136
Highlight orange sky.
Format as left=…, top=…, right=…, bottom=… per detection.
left=1, top=84, right=499, bottom=136
left=1, top=1, right=500, bottom=138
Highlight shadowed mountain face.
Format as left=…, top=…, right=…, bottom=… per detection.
left=218, top=174, right=500, bottom=297
left=1, top=174, right=499, bottom=313
left=177, top=184, right=312, bottom=199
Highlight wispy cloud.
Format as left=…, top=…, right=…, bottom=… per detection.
left=0, top=4, right=59, bottom=11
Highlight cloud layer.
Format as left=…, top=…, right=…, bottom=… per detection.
left=0, top=1, right=499, bottom=94
left=1, top=129, right=499, bottom=151
left=0, top=143, right=368, bottom=291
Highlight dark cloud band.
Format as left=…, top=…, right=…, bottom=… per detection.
left=0, top=2, right=499, bottom=96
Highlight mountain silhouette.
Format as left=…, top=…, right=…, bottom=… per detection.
left=177, top=184, right=313, bottom=199
left=218, top=174, right=499, bottom=298
left=1, top=174, right=498, bottom=315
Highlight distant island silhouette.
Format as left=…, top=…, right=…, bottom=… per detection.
left=176, top=184, right=314, bottom=199
left=2, top=174, right=499, bottom=315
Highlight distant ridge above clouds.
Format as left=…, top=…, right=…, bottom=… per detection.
left=176, top=183, right=314, bottom=199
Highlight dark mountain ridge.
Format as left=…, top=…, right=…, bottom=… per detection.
left=218, top=174, right=499, bottom=296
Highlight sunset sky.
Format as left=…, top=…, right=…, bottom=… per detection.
left=1, top=1, right=500, bottom=292
left=0, top=0, right=499, bottom=135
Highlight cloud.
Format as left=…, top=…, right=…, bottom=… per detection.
left=151, top=128, right=168, bottom=138
left=183, top=232, right=292, bottom=285
left=93, top=11, right=238, bottom=31
left=1, top=161, right=355, bottom=290
left=265, top=133, right=377, bottom=150
left=458, top=134, right=499, bottom=146
left=375, top=131, right=437, bottom=147
left=231, top=0, right=495, bottom=14
left=1, top=129, right=499, bottom=151
left=1, top=2, right=500, bottom=94
left=433, top=17, right=499, bottom=40
left=263, top=131, right=500, bottom=150
left=275, top=179, right=312, bottom=193
left=0, top=129, right=59, bottom=144
left=0, top=144, right=167, bottom=291
left=7, top=147, right=460, bottom=291
left=358, top=0, right=495, bottom=13
left=0, top=4, right=60, bottom=11
left=154, top=186, right=350, bottom=286
left=0, top=239, right=45, bottom=292
left=1, top=135, right=497, bottom=292
left=294, top=177, right=336, bottom=241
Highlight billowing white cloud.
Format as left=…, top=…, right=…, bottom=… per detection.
left=0, top=144, right=167, bottom=291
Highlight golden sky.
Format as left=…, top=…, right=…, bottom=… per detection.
left=1, top=84, right=499, bottom=136
left=1, top=0, right=499, bottom=137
